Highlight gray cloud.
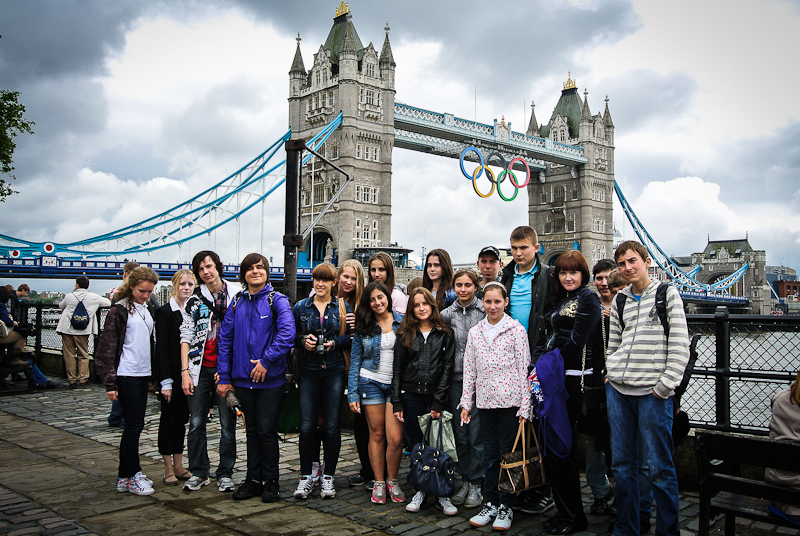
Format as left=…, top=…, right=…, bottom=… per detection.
left=598, top=69, right=698, bottom=131
left=705, top=121, right=800, bottom=205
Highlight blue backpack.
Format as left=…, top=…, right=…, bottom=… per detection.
left=70, top=295, right=90, bottom=330
left=533, top=348, right=573, bottom=459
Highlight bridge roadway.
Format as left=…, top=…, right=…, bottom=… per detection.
left=0, top=383, right=735, bottom=536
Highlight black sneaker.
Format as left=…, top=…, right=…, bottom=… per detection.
left=348, top=474, right=366, bottom=486
left=589, top=487, right=615, bottom=515
left=232, top=480, right=264, bottom=500
left=518, top=491, right=555, bottom=514
left=261, top=479, right=280, bottom=503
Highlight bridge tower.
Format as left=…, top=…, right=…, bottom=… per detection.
left=526, top=73, right=615, bottom=266
left=288, top=2, right=396, bottom=266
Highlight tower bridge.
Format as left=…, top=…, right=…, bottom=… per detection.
left=0, top=2, right=765, bottom=311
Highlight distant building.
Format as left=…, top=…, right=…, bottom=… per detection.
left=156, top=285, right=173, bottom=306
left=39, top=291, right=65, bottom=301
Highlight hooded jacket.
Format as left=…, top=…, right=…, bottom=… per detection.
left=216, top=284, right=296, bottom=390
left=606, top=280, right=690, bottom=398
left=458, top=314, right=531, bottom=420
left=500, top=255, right=553, bottom=361
left=441, top=296, right=485, bottom=380
left=179, top=280, right=241, bottom=386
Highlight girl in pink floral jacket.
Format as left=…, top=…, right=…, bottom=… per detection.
left=458, top=282, right=531, bottom=530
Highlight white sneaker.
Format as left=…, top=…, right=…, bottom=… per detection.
left=465, top=483, right=483, bottom=509
left=217, top=477, right=235, bottom=492
left=436, top=496, right=458, bottom=516
left=128, top=475, right=155, bottom=496
left=320, top=475, right=336, bottom=499
left=451, top=482, right=470, bottom=505
left=493, top=504, right=513, bottom=530
left=134, top=471, right=153, bottom=486
left=406, top=490, right=426, bottom=512
left=294, top=476, right=315, bottom=499
left=311, top=461, right=324, bottom=483
left=470, top=502, right=498, bottom=527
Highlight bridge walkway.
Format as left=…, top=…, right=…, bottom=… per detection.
left=0, top=385, right=774, bottom=536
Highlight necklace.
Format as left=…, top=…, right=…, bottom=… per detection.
left=133, top=302, right=151, bottom=331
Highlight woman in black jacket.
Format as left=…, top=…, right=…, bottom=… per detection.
left=391, top=287, right=456, bottom=515
left=533, top=251, right=602, bottom=535
left=154, top=269, right=196, bottom=485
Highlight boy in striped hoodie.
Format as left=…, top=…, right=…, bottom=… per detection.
left=606, top=241, right=689, bottom=536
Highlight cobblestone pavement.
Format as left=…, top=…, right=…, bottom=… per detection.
left=0, top=384, right=785, bottom=535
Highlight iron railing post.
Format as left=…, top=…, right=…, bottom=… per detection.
left=34, top=303, right=43, bottom=364
left=713, top=306, right=731, bottom=430
left=283, top=139, right=305, bottom=304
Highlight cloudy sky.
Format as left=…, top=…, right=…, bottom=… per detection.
left=2, top=0, right=799, bottom=292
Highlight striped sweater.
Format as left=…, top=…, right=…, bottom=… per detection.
left=606, top=280, right=690, bottom=398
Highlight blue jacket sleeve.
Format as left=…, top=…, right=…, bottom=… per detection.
left=0, top=303, right=13, bottom=327
left=263, top=294, right=296, bottom=369
left=216, top=301, right=236, bottom=385
left=347, top=333, right=366, bottom=403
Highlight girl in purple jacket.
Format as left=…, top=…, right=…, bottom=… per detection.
left=216, top=253, right=296, bottom=503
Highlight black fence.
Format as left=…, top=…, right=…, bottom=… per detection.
left=18, top=303, right=800, bottom=433
left=685, top=306, right=799, bottom=434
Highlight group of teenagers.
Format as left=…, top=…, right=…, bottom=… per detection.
left=93, top=225, right=692, bottom=536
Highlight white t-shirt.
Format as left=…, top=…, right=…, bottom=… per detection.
left=116, top=302, right=153, bottom=377
left=361, top=331, right=396, bottom=385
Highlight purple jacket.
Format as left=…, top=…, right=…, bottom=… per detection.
left=217, top=284, right=296, bottom=390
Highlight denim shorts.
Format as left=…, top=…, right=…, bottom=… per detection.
left=358, top=377, right=391, bottom=406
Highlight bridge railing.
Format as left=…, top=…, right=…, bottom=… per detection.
left=17, top=304, right=798, bottom=433
left=685, top=306, right=799, bottom=434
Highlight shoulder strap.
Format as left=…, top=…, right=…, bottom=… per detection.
left=615, top=292, right=627, bottom=331
left=655, top=283, right=670, bottom=339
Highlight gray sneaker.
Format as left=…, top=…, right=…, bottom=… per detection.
left=465, top=483, right=483, bottom=509
left=451, top=482, right=470, bottom=505
left=217, top=477, right=235, bottom=492
left=183, top=475, right=210, bottom=491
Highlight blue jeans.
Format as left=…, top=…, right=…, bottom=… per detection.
left=116, top=376, right=149, bottom=478
left=479, top=407, right=518, bottom=506
left=187, top=365, right=236, bottom=480
left=108, top=399, right=124, bottom=426
left=585, top=434, right=612, bottom=500
left=606, top=384, right=680, bottom=536
left=298, top=364, right=345, bottom=475
left=237, top=385, right=285, bottom=483
left=448, top=380, right=484, bottom=484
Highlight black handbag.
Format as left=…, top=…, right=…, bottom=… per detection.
left=407, top=415, right=455, bottom=497
left=581, top=320, right=607, bottom=419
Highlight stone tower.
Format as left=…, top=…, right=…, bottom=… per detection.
left=288, top=2, right=396, bottom=266
left=526, top=73, right=615, bottom=266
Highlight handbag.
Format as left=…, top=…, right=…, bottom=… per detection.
left=581, top=320, right=607, bottom=419
left=498, top=419, right=547, bottom=494
left=337, top=298, right=350, bottom=371
left=418, top=410, right=459, bottom=462
left=407, top=415, right=456, bottom=497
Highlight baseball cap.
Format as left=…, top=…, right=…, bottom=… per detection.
left=478, top=246, right=501, bottom=260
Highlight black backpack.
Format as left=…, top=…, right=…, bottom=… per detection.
left=616, top=282, right=670, bottom=338
left=70, top=295, right=90, bottom=330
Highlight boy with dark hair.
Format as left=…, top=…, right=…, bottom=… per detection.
left=180, top=250, right=241, bottom=493
left=606, top=241, right=689, bottom=536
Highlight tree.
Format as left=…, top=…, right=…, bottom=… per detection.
left=0, top=90, right=35, bottom=201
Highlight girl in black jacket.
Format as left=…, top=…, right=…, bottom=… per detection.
left=391, top=287, right=456, bottom=515
left=154, top=269, right=196, bottom=485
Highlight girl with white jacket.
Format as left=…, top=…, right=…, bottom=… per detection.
left=459, top=281, right=531, bottom=531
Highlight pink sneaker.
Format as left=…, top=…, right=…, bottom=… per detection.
left=387, top=479, right=406, bottom=503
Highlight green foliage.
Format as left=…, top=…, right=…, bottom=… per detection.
left=0, top=90, right=35, bottom=201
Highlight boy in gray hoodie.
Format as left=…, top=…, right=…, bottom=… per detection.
left=606, top=241, right=689, bottom=536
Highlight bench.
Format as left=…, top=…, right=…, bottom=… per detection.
left=695, top=429, right=800, bottom=536
left=0, top=348, right=35, bottom=395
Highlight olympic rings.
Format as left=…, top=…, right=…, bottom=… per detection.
left=472, top=166, right=495, bottom=198
left=508, top=157, right=531, bottom=188
left=458, top=146, right=532, bottom=202
left=460, top=147, right=484, bottom=180
left=497, top=171, right=519, bottom=202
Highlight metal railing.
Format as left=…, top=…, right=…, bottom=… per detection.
left=16, top=303, right=798, bottom=433
left=685, top=306, right=799, bottom=434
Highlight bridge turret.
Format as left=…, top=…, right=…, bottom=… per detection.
left=526, top=101, right=540, bottom=137
left=338, top=16, right=359, bottom=79
left=579, top=89, right=593, bottom=139
left=288, top=33, right=307, bottom=133
left=379, top=23, right=396, bottom=88
left=603, top=95, right=614, bottom=145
